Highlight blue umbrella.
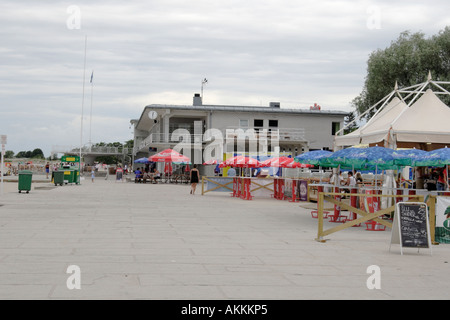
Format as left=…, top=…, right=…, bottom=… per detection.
left=295, top=150, right=334, bottom=183
left=294, top=150, right=333, bottom=165
left=415, top=147, right=450, bottom=167
left=392, top=149, right=429, bottom=166
left=322, top=146, right=397, bottom=170
left=134, top=157, right=151, bottom=164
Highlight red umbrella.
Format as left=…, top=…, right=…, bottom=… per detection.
left=260, top=156, right=293, bottom=167
left=203, top=159, right=218, bottom=165
left=224, top=156, right=261, bottom=168
left=149, top=149, right=191, bottom=163
left=283, top=159, right=314, bottom=168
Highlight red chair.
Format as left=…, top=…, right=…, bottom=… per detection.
left=364, top=221, right=386, bottom=231
left=328, top=215, right=347, bottom=223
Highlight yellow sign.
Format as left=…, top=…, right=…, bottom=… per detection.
left=61, top=155, right=80, bottom=162
left=64, top=171, right=71, bottom=175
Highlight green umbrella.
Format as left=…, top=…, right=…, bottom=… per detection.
left=392, top=149, right=428, bottom=167
left=415, top=147, right=450, bottom=167
left=321, top=147, right=397, bottom=170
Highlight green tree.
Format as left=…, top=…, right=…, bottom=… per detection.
left=16, top=151, right=28, bottom=158
left=344, top=111, right=358, bottom=135
left=16, top=149, right=45, bottom=159
left=4, top=150, right=14, bottom=159
left=90, top=141, right=133, bottom=163
left=95, top=155, right=119, bottom=164
left=31, top=148, right=44, bottom=159
left=124, top=139, right=134, bottom=149
left=353, top=27, right=450, bottom=119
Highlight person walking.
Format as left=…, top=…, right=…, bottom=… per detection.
left=437, top=168, right=448, bottom=191
left=116, top=166, right=123, bottom=182
left=190, top=164, right=200, bottom=194
left=91, top=168, right=95, bottom=183
left=45, top=162, right=50, bottom=179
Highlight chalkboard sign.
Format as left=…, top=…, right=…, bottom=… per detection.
left=398, top=203, right=429, bottom=248
left=390, top=202, right=432, bottom=255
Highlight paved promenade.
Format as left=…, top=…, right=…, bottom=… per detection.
left=0, top=174, right=449, bottom=300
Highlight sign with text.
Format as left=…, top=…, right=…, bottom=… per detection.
left=390, top=202, right=432, bottom=255
left=61, top=155, right=80, bottom=163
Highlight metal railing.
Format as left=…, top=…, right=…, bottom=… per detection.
left=134, top=127, right=307, bottom=154
left=52, top=145, right=131, bottom=155
left=224, top=127, right=306, bottom=142
left=136, top=133, right=204, bottom=153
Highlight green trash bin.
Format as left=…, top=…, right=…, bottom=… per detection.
left=73, top=169, right=80, bottom=185
left=53, top=171, right=64, bottom=186
left=18, top=170, right=32, bottom=193
left=63, top=169, right=74, bottom=184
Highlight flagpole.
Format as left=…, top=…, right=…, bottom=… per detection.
left=89, top=70, right=94, bottom=150
left=80, top=35, right=87, bottom=181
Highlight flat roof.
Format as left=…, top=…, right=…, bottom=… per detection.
left=144, top=103, right=349, bottom=115
left=132, top=103, right=349, bottom=130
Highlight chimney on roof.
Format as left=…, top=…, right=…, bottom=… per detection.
left=269, top=102, right=280, bottom=108
left=193, top=93, right=202, bottom=106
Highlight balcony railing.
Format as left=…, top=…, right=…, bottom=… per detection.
left=223, top=127, right=306, bottom=142
left=135, top=127, right=307, bottom=154
left=136, top=133, right=204, bottom=153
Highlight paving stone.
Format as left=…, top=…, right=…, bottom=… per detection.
left=0, top=176, right=449, bottom=300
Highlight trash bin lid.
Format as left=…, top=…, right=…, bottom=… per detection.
left=19, top=170, right=33, bottom=175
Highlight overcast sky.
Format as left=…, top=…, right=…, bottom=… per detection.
left=1, top=0, right=449, bottom=156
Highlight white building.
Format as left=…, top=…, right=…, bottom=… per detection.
left=131, top=94, right=348, bottom=169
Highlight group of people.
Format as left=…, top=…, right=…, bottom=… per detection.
left=420, top=167, right=448, bottom=191
left=330, top=170, right=363, bottom=188
left=134, top=167, right=161, bottom=184
left=132, top=164, right=200, bottom=195
left=331, top=167, right=449, bottom=192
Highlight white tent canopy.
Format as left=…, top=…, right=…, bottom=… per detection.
left=335, top=75, right=450, bottom=150
left=392, top=89, right=450, bottom=145
left=335, top=96, right=408, bottom=147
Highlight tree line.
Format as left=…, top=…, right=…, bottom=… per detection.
left=1, top=140, right=134, bottom=162
left=1, top=149, right=45, bottom=160
left=352, top=27, right=450, bottom=121
left=342, top=27, right=450, bottom=134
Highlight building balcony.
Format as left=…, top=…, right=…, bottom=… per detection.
left=135, top=133, right=204, bottom=154
left=223, top=127, right=306, bottom=143
left=134, top=127, right=307, bottom=155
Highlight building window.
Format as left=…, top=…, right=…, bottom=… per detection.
left=269, top=120, right=278, bottom=127
left=254, top=119, right=264, bottom=128
left=332, top=122, right=340, bottom=136
left=239, top=119, right=249, bottom=128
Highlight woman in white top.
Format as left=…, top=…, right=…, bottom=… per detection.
left=347, top=171, right=357, bottom=187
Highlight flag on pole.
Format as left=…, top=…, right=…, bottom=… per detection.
left=90, top=71, right=94, bottom=83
